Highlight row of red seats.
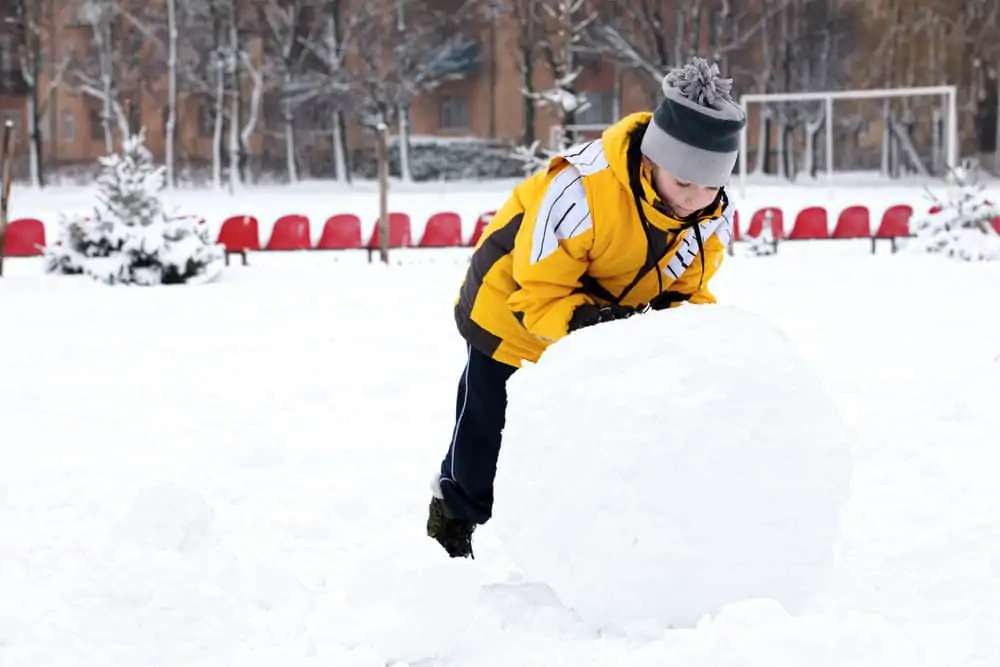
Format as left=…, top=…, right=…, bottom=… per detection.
left=217, top=211, right=497, bottom=253
left=735, top=204, right=1000, bottom=245
left=5, top=204, right=998, bottom=257
left=0, top=212, right=498, bottom=257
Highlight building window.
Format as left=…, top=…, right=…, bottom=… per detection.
left=439, top=95, right=468, bottom=130
left=127, top=102, right=140, bottom=133
left=574, top=91, right=617, bottom=125
left=60, top=109, right=76, bottom=143
left=0, top=33, right=19, bottom=90
left=89, top=107, right=105, bottom=141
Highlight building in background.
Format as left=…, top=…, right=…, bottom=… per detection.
left=0, top=0, right=995, bottom=183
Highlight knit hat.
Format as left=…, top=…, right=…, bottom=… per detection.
left=640, top=57, right=747, bottom=188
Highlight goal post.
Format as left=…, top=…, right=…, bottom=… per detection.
left=737, top=85, right=958, bottom=197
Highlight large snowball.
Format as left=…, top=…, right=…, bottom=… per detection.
left=492, top=305, right=852, bottom=632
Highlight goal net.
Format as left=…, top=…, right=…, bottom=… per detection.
left=737, top=85, right=958, bottom=195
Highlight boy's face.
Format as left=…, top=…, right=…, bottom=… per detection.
left=649, top=162, right=720, bottom=218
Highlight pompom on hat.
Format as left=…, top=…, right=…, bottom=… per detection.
left=640, top=56, right=747, bottom=188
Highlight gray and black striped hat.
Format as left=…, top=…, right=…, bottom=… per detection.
left=640, top=57, right=747, bottom=188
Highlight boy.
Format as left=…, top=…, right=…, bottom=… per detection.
left=427, top=56, right=747, bottom=558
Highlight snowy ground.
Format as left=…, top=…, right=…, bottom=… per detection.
left=2, top=233, right=999, bottom=665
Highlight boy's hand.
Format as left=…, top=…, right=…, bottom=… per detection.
left=568, top=303, right=637, bottom=332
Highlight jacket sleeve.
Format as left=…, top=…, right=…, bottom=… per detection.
left=667, top=230, right=727, bottom=306
left=506, top=162, right=596, bottom=342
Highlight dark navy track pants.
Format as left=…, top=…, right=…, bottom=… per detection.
left=438, top=344, right=518, bottom=525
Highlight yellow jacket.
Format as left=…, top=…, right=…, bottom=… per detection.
left=455, top=112, right=734, bottom=368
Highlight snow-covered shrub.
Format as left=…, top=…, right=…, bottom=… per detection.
left=43, top=129, right=225, bottom=285
left=905, top=166, right=1000, bottom=261
left=742, top=225, right=777, bottom=257
left=741, top=211, right=778, bottom=257
left=41, top=212, right=115, bottom=275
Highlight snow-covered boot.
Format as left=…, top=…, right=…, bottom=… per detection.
left=427, top=496, right=475, bottom=559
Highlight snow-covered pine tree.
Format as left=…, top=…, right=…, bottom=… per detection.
left=906, top=165, right=1000, bottom=261
left=510, top=139, right=558, bottom=177
left=43, top=129, right=225, bottom=284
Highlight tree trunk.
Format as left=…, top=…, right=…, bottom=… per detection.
left=213, top=62, right=224, bottom=189
left=522, top=45, right=535, bottom=146
left=752, top=112, right=768, bottom=175
left=102, top=74, right=114, bottom=153
left=229, top=86, right=241, bottom=191
left=776, top=119, right=787, bottom=178
left=994, top=71, right=1000, bottom=175
left=27, top=90, right=40, bottom=188
left=227, top=0, right=242, bottom=192
left=283, top=70, right=297, bottom=183
left=880, top=99, right=891, bottom=177
left=375, top=123, right=389, bottom=264
left=166, top=0, right=177, bottom=188
left=284, top=113, right=297, bottom=183
left=0, top=124, right=16, bottom=278
left=398, top=104, right=411, bottom=182
left=332, top=109, right=348, bottom=182
left=804, top=111, right=824, bottom=179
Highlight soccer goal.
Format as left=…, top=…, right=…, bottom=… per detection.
left=736, top=85, right=958, bottom=196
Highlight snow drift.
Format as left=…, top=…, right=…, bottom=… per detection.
left=492, top=304, right=853, bottom=633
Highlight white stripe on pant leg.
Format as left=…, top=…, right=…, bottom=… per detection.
left=445, top=343, right=473, bottom=483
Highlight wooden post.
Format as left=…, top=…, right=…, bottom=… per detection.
left=375, top=121, right=390, bottom=265
left=0, top=121, right=16, bottom=278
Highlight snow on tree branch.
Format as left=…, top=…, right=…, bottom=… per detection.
left=905, top=165, right=1000, bottom=261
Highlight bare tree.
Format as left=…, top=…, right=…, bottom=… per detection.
left=497, top=0, right=542, bottom=146
left=530, top=0, right=596, bottom=148
left=736, top=0, right=863, bottom=179
left=293, top=0, right=355, bottom=182
left=169, top=0, right=267, bottom=190
left=594, top=0, right=791, bottom=102
left=72, top=0, right=129, bottom=152
left=257, top=0, right=317, bottom=183
left=115, top=0, right=179, bottom=185
left=349, top=0, right=480, bottom=181
left=11, top=0, right=69, bottom=187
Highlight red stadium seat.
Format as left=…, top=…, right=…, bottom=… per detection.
left=788, top=206, right=829, bottom=240
left=3, top=218, right=46, bottom=256
left=216, top=215, right=260, bottom=265
left=317, top=214, right=362, bottom=249
left=367, top=213, right=411, bottom=248
left=266, top=214, right=311, bottom=251
left=832, top=205, right=871, bottom=239
left=468, top=211, right=495, bottom=247
left=419, top=212, right=463, bottom=247
left=873, top=204, right=912, bottom=253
